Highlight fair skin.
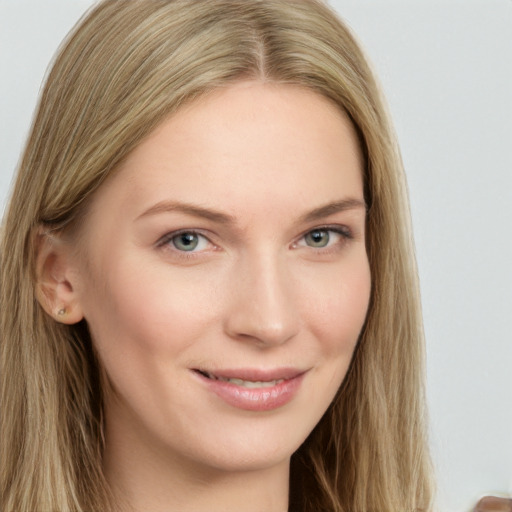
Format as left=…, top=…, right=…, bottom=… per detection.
left=39, top=82, right=371, bottom=512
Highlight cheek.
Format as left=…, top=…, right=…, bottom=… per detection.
left=84, top=256, right=221, bottom=354
left=292, top=258, right=371, bottom=434
left=80, top=261, right=223, bottom=415
left=300, top=258, right=371, bottom=358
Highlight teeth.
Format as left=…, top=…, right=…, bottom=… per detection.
left=202, top=372, right=284, bottom=388
left=222, top=378, right=284, bottom=388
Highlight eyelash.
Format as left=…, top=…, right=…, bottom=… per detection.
left=293, top=225, right=353, bottom=252
left=156, top=225, right=353, bottom=258
left=156, top=229, right=215, bottom=258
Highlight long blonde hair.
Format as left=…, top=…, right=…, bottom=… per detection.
left=1, top=1, right=434, bottom=510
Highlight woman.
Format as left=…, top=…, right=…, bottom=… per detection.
left=0, top=1, right=434, bottom=511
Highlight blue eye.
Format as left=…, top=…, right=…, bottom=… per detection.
left=296, top=227, right=351, bottom=250
left=170, top=232, right=209, bottom=252
left=304, top=229, right=331, bottom=248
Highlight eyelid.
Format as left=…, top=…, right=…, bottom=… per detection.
left=300, top=224, right=353, bottom=239
left=156, top=229, right=217, bottom=253
left=292, top=224, right=354, bottom=249
left=155, top=224, right=354, bottom=257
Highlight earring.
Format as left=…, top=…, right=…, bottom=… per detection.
left=57, top=308, right=66, bottom=316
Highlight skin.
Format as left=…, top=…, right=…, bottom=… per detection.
left=51, top=82, right=371, bottom=512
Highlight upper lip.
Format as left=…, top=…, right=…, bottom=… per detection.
left=193, top=367, right=306, bottom=381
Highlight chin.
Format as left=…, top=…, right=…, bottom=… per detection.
left=180, top=416, right=315, bottom=474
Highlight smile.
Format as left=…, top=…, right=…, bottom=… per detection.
left=198, top=370, right=285, bottom=388
left=193, top=368, right=306, bottom=411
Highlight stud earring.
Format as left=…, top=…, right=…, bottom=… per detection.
left=57, top=308, right=66, bottom=316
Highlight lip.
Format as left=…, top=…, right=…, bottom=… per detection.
left=192, top=367, right=307, bottom=411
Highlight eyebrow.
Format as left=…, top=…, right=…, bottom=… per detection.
left=136, top=198, right=366, bottom=224
left=298, top=198, right=367, bottom=223
left=137, top=200, right=236, bottom=224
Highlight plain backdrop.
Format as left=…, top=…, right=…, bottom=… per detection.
left=1, top=1, right=511, bottom=511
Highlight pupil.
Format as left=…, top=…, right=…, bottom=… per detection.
left=181, top=234, right=195, bottom=245
left=307, top=229, right=329, bottom=247
left=174, top=233, right=198, bottom=251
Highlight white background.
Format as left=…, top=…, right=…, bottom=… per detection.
left=1, top=1, right=511, bottom=511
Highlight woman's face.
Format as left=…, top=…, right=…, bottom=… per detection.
left=70, top=82, right=371, bottom=475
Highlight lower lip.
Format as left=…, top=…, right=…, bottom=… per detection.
left=194, top=372, right=305, bottom=411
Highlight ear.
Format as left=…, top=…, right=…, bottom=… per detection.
left=35, top=227, right=84, bottom=324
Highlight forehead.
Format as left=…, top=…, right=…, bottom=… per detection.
left=88, top=81, right=364, bottom=225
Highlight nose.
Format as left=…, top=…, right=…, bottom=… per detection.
left=224, top=251, right=300, bottom=347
